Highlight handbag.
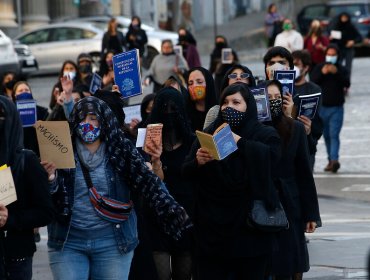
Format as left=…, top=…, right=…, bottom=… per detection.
left=79, top=160, right=133, bottom=223
left=246, top=200, right=289, bottom=232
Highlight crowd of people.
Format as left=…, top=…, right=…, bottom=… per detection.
left=0, top=9, right=367, bottom=280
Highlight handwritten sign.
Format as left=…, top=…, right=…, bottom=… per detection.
left=35, top=121, right=75, bottom=169
left=0, top=167, right=17, bottom=206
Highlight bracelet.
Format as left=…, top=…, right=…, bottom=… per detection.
left=152, top=161, right=162, bottom=171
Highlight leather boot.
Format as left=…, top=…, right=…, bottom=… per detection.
left=324, top=161, right=333, bottom=172
left=331, top=160, right=341, bottom=173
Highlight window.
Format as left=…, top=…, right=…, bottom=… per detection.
left=303, top=5, right=326, bottom=19
left=50, top=28, right=83, bottom=42
left=329, top=5, right=365, bottom=18
left=19, top=30, right=49, bottom=45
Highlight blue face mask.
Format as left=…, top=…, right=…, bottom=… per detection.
left=16, top=92, right=33, bottom=100
left=325, top=55, right=338, bottom=64
left=77, top=121, right=101, bottom=144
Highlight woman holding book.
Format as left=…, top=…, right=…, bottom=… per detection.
left=143, top=87, right=195, bottom=280
left=43, top=96, right=191, bottom=280
left=185, top=67, right=218, bottom=132
left=264, top=80, right=321, bottom=280
left=182, top=82, right=282, bottom=279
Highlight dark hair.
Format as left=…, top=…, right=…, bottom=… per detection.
left=219, top=64, right=256, bottom=96
left=161, top=39, right=173, bottom=47
left=219, top=82, right=251, bottom=107
left=131, top=15, right=141, bottom=26
left=263, top=46, right=294, bottom=70
left=292, top=50, right=312, bottom=67
left=267, top=3, right=276, bottom=13
left=265, top=80, right=294, bottom=147
left=12, top=81, right=32, bottom=101
left=58, top=60, right=80, bottom=79
left=325, top=43, right=340, bottom=55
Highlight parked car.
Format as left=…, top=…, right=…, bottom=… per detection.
left=0, top=29, right=20, bottom=78
left=13, top=22, right=104, bottom=74
left=14, top=43, right=38, bottom=78
left=68, top=16, right=179, bottom=68
left=297, top=0, right=370, bottom=55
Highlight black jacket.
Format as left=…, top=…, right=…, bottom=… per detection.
left=125, top=26, right=148, bottom=57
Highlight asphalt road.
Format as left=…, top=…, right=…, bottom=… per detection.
left=27, top=54, right=370, bottom=279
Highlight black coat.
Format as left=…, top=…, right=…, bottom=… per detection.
left=270, top=120, right=321, bottom=275
left=125, top=26, right=148, bottom=57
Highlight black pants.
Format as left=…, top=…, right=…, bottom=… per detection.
left=197, top=254, right=268, bottom=280
left=5, top=257, right=32, bottom=280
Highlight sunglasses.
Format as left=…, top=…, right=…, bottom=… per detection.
left=228, top=73, right=250, bottom=79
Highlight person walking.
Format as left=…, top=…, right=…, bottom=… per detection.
left=45, top=96, right=191, bottom=280
left=328, top=12, right=362, bottom=80
left=264, top=80, right=321, bottom=280
left=311, top=44, right=350, bottom=173
left=101, top=18, right=126, bottom=58
left=0, top=96, right=54, bottom=280
left=183, top=83, right=282, bottom=280
left=126, top=16, right=148, bottom=59
left=145, top=40, right=188, bottom=93
left=274, top=19, right=304, bottom=52
left=265, top=3, right=284, bottom=47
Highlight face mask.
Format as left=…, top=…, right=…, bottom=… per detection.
left=106, top=60, right=113, bottom=68
left=216, top=42, right=227, bottom=49
left=266, top=62, right=289, bottom=80
left=4, top=80, right=15, bottom=90
left=293, top=65, right=302, bottom=81
left=64, top=71, right=76, bottom=80
left=15, top=92, right=33, bottom=100
left=77, top=121, right=101, bottom=144
left=79, top=64, right=92, bottom=74
left=269, top=99, right=283, bottom=119
left=283, top=23, right=292, bottom=31
left=189, top=85, right=206, bottom=101
left=325, top=55, right=337, bottom=64
left=221, top=106, right=247, bottom=128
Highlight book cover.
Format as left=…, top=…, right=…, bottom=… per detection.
left=16, top=100, right=37, bottom=127
left=274, top=70, right=296, bottom=95
left=196, top=123, right=237, bottom=160
left=174, top=45, right=183, bottom=57
left=113, top=49, right=142, bottom=99
left=251, top=87, right=271, bottom=122
left=221, top=48, right=233, bottom=64
left=297, top=92, right=321, bottom=119
left=143, top=123, right=163, bottom=153
left=89, top=72, right=102, bottom=95
left=330, top=30, right=342, bottom=40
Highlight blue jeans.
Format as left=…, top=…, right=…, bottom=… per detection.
left=48, top=232, right=134, bottom=280
left=319, top=106, right=344, bottom=161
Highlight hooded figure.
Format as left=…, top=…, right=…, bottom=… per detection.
left=185, top=67, right=217, bottom=131
left=125, top=16, right=148, bottom=57
left=0, top=96, right=53, bottom=279
left=182, top=82, right=282, bottom=279
left=219, top=64, right=256, bottom=96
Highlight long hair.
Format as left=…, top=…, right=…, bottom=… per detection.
left=108, top=18, right=117, bottom=34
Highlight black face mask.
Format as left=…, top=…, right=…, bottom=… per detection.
left=216, top=42, right=227, bottom=49
left=79, top=64, right=92, bottom=74
left=4, top=80, right=16, bottom=90
left=162, top=112, right=182, bottom=151
left=221, top=107, right=247, bottom=129
left=269, top=99, right=283, bottom=119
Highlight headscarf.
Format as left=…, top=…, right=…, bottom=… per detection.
left=147, top=87, right=193, bottom=151
left=140, top=93, right=156, bottom=122
left=0, top=96, right=24, bottom=186
left=219, top=64, right=257, bottom=95
left=69, top=96, right=191, bottom=239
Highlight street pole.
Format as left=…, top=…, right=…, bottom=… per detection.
left=16, top=0, right=22, bottom=34
left=213, top=0, right=217, bottom=39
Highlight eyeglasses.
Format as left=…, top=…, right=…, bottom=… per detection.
left=228, top=73, right=250, bottom=80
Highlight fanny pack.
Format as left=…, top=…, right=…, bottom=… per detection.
left=79, top=160, right=133, bottom=223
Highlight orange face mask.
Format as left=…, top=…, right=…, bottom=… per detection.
left=189, top=85, right=206, bottom=101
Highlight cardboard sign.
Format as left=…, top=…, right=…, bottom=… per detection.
left=16, top=100, right=37, bottom=127
left=89, top=72, right=102, bottom=95
left=35, top=121, right=75, bottom=169
left=113, top=49, right=142, bottom=99
left=0, top=166, right=17, bottom=206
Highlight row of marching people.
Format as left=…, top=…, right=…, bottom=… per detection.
left=0, top=45, right=326, bottom=280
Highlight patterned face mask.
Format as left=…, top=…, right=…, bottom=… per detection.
left=77, top=121, right=101, bottom=144
left=189, top=85, right=206, bottom=101
left=221, top=106, right=247, bottom=128
left=269, top=99, right=283, bottom=119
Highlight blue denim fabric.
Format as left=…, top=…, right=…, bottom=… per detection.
left=48, top=232, right=134, bottom=280
left=319, top=105, right=344, bottom=161
left=48, top=155, right=138, bottom=255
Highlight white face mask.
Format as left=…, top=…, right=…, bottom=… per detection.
left=293, top=65, right=301, bottom=80
left=325, top=55, right=338, bottom=64
left=63, top=71, right=76, bottom=80
left=266, top=62, right=289, bottom=80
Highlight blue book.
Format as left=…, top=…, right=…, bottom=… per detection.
left=251, top=87, right=271, bottom=122
left=16, top=100, right=37, bottom=127
left=113, top=49, right=142, bottom=99
left=274, top=70, right=296, bottom=95
left=297, top=92, right=321, bottom=119
left=89, top=72, right=102, bottom=95
left=196, top=123, right=238, bottom=160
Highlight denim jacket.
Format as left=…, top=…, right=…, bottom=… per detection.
left=47, top=157, right=138, bottom=255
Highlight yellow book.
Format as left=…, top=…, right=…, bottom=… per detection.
left=0, top=165, right=7, bottom=171
left=196, top=123, right=238, bottom=160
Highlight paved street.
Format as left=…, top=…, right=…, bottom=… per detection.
left=26, top=53, right=370, bottom=279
